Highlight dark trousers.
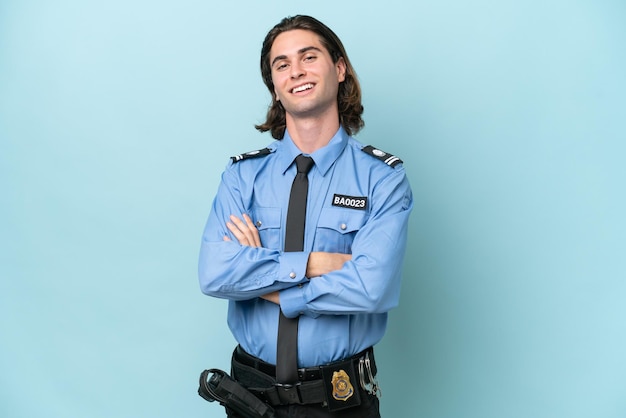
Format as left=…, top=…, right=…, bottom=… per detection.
left=225, top=387, right=380, bottom=418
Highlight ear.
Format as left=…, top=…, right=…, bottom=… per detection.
left=336, top=57, right=346, bottom=82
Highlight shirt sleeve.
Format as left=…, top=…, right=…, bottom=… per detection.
left=198, top=165, right=308, bottom=301
left=280, top=167, right=413, bottom=317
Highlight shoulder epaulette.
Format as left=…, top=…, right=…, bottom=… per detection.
left=230, top=148, right=272, bottom=163
left=361, top=145, right=403, bottom=168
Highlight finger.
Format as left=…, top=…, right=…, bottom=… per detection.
left=242, top=213, right=261, bottom=247
left=230, top=214, right=258, bottom=248
left=226, top=220, right=249, bottom=246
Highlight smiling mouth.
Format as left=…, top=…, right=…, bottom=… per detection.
left=291, top=83, right=314, bottom=94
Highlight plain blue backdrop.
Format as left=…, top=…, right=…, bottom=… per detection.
left=1, top=1, right=625, bottom=417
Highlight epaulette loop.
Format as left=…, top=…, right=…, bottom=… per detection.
left=230, top=148, right=272, bottom=163
left=362, top=145, right=403, bottom=168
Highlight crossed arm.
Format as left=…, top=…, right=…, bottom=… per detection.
left=223, top=214, right=351, bottom=304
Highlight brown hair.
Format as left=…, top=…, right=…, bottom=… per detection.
left=254, top=15, right=364, bottom=139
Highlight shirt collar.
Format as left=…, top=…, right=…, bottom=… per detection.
left=279, top=126, right=349, bottom=176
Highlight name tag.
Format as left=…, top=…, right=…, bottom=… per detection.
left=332, top=194, right=368, bottom=210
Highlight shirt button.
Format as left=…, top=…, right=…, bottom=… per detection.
left=340, top=223, right=347, bottom=230
left=289, top=272, right=296, bottom=279
left=256, top=220, right=262, bottom=227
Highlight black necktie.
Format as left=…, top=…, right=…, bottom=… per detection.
left=276, top=154, right=314, bottom=384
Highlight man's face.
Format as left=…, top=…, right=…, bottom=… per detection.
left=269, top=29, right=346, bottom=122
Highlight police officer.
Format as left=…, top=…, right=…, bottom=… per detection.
left=199, top=15, right=413, bottom=417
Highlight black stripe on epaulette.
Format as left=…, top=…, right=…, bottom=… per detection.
left=362, top=145, right=403, bottom=168
left=230, top=148, right=272, bottom=163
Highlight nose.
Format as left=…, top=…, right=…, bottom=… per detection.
left=290, top=61, right=305, bottom=79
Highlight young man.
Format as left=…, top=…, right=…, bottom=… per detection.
left=198, top=15, right=412, bottom=417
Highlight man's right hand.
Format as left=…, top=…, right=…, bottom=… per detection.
left=306, top=252, right=351, bottom=278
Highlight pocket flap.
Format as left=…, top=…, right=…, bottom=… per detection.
left=250, top=207, right=282, bottom=231
left=317, top=207, right=368, bottom=234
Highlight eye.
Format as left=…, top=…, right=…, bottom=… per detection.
left=275, top=62, right=288, bottom=71
left=303, top=54, right=317, bottom=62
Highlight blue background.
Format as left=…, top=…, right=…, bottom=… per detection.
left=1, top=1, right=625, bottom=417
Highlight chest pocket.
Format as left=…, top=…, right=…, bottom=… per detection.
left=250, top=207, right=282, bottom=250
left=314, top=207, right=368, bottom=253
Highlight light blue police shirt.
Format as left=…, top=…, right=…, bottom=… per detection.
left=198, top=127, right=413, bottom=367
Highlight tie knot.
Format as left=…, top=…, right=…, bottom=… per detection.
left=295, top=155, right=314, bottom=174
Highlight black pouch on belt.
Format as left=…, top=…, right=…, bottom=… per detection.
left=320, top=357, right=362, bottom=412
left=198, top=368, right=275, bottom=418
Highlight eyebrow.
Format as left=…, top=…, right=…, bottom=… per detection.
left=271, top=46, right=323, bottom=68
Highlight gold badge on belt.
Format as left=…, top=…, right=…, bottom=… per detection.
left=331, top=369, right=354, bottom=401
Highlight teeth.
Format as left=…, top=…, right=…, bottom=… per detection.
left=292, top=83, right=313, bottom=93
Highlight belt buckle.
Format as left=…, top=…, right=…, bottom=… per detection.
left=275, top=382, right=303, bottom=404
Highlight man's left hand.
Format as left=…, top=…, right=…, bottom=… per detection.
left=224, top=214, right=279, bottom=304
left=223, top=213, right=261, bottom=247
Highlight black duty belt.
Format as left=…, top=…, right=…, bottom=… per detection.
left=231, top=345, right=378, bottom=411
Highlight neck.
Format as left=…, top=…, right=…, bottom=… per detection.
left=285, top=112, right=340, bottom=154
